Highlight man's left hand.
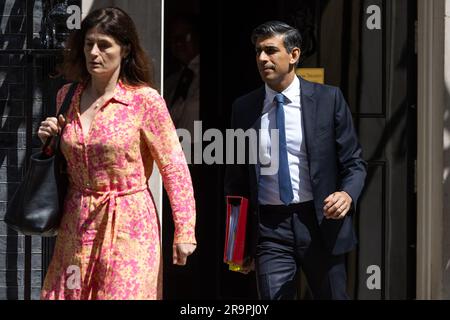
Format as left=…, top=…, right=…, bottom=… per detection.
left=323, top=191, right=352, bottom=220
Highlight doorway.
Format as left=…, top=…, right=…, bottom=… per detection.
left=162, top=0, right=417, bottom=300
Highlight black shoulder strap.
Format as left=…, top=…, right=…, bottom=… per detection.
left=42, top=82, right=78, bottom=150
left=57, top=82, right=78, bottom=116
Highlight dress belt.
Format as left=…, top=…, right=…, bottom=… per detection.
left=72, top=184, right=149, bottom=296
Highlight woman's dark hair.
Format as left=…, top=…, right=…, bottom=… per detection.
left=251, top=20, right=302, bottom=53
left=63, top=7, right=155, bottom=88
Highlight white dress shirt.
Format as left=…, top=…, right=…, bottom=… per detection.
left=166, top=55, right=200, bottom=138
left=258, top=76, right=313, bottom=205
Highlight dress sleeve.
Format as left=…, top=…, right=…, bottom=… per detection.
left=140, top=89, right=196, bottom=245
left=55, top=83, right=71, bottom=114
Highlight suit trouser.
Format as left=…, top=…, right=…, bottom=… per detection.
left=256, top=201, right=349, bottom=300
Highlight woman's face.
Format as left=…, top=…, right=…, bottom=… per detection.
left=84, top=27, right=128, bottom=79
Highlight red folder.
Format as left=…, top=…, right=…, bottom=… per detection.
left=224, top=196, right=249, bottom=270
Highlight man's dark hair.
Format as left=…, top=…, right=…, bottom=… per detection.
left=251, top=20, right=302, bottom=53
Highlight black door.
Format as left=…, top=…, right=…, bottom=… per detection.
left=199, top=0, right=417, bottom=300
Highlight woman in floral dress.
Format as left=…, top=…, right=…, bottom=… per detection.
left=37, top=7, right=196, bottom=300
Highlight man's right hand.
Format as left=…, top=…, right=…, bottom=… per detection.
left=236, top=258, right=255, bottom=275
left=37, top=115, right=66, bottom=144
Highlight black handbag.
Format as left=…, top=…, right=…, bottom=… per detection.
left=4, top=83, right=78, bottom=236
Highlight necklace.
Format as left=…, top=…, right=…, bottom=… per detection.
left=86, top=86, right=113, bottom=111
left=91, top=93, right=105, bottom=110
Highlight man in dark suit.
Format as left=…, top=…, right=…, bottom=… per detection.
left=224, top=21, right=367, bottom=300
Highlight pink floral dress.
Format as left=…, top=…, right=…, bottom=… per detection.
left=40, top=81, right=196, bottom=300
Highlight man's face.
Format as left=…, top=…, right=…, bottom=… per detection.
left=255, top=34, right=299, bottom=87
left=169, top=21, right=198, bottom=65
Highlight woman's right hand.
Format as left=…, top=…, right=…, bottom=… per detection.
left=37, top=115, right=66, bottom=144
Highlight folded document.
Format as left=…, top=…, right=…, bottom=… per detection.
left=224, top=196, right=249, bottom=271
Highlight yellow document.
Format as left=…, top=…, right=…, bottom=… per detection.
left=296, top=68, right=325, bottom=84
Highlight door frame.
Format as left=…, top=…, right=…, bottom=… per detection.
left=417, top=0, right=446, bottom=300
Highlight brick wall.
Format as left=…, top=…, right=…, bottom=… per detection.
left=0, top=0, right=28, bottom=300
left=0, top=0, right=79, bottom=300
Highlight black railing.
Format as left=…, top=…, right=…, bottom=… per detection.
left=1, top=0, right=79, bottom=300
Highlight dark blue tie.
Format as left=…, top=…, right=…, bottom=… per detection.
left=170, top=67, right=194, bottom=107
left=274, top=93, right=294, bottom=205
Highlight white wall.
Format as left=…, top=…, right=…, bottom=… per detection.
left=443, top=0, right=450, bottom=299
left=417, top=0, right=450, bottom=300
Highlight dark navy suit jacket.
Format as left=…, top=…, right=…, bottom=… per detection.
left=224, top=77, right=367, bottom=256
